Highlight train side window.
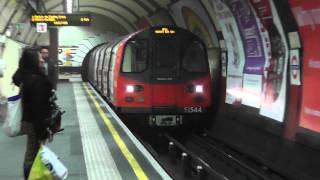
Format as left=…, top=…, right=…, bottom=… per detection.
left=182, top=40, right=208, bottom=72
left=122, top=40, right=148, bottom=73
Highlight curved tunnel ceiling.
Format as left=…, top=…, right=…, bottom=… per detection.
left=43, top=0, right=176, bottom=33
left=79, top=6, right=135, bottom=32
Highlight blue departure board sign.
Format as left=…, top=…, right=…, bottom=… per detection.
left=31, top=14, right=91, bottom=26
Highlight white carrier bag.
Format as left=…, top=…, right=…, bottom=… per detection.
left=41, top=145, right=68, bottom=179
left=2, top=94, right=22, bottom=137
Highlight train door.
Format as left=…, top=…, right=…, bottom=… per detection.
left=93, top=46, right=103, bottom=86
left=102, top=47, right=111, bottom=96
left=151, top=38, right=179, bottom=107
left=108, top=43, right=120, bottom=103
left=97, top=44, right=108, bottom=92
left=87, top=52, right=96, bottom=83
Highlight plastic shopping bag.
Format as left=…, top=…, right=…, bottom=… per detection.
left=2, top=95, right=22, bottom=137
left=29, top=145, right=68, bottom=180
left=28, top=146, right=53, bottom=180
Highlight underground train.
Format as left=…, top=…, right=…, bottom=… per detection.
left=82, top=26, right=212, bottom=126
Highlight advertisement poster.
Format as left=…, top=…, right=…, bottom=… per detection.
left=224, top=0, right=266, bottom=107
left=169, top=0, right=219, bottom=48
left=289, top=0, right=320, bottom=132
left=225, top=0, right=266, bottom=75
left=258, top=0, right=289, bottom=122
left=210, top=0, right=245, bottom=104
left=58, top=46, right=79, bottom=66
left=211, top=0, right=245, bottom=76
left=226, top=76, right=243, bottom=104
left=242, top=74, right=262, bottom=107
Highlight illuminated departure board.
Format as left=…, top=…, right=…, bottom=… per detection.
left=31, top=14, right=91, bottom=26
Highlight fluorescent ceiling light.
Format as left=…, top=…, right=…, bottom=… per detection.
left=66, top=0, right=73, bottom=13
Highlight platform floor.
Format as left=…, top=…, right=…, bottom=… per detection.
left=0, top=82, right=171, bottom=180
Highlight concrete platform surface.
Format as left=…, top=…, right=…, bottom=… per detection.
left=0, top=82, right=171, bottom=180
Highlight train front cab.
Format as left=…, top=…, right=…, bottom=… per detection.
left=114, top=27, right=212, bottom=126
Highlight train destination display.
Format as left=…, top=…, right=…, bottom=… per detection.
left=31, top=14, right=91, bottom=26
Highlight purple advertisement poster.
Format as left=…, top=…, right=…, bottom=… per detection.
left=225, top=0, right=266, bottom=75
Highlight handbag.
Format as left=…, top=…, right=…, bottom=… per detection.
left=45, top=93, right=65, bottom=133
left=2, top=94, right=23, bottom=137
left=46, top=105, right=63, bottom=133
left=28, top=145, right=68, bottom=180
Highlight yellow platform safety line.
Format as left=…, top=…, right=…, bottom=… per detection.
left=83, top=83, right=148, bottom=180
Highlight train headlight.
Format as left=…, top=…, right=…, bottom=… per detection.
left=195, top=85, right=203, bottom=93
left=126, top=85, right=134, bottom=93
left=126, top=85, right=144, bottom=93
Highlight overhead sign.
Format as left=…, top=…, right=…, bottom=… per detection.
left=36, top=23, right=47, bottom=33
left=31, top=14, right=91, bottom=26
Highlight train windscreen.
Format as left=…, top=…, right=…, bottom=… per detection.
left=181, top=40, right=208, bottom=73
left=153, top=39, right=177, bottom=77
left=122, top=40, right=148, bottom=73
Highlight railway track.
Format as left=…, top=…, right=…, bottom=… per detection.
left=127, top=121, right=267, bottom=180
left=185, top=132, right=281, bottom=180
left=163, top=133, right=228, bottom=180
left=192, top=131, right=309, bottom=180
left=123, top=117, right=302, bottom=180
left=133, top=127, right=289, bottom=180
left=158, top=132, right=268, bottom=180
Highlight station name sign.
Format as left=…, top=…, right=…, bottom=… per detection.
left=31, top=14, right=91, bottom=26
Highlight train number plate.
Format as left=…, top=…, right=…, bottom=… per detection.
left=184, top=107, right=202, bottom=113
left=149, top=115, right=183, bottom=126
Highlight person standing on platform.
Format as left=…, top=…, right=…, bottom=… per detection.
left=39, top=46, right=56, bottom=89
left=12, top=48, right=53, bottom=180
left=39, top=46, right=64, bottom=133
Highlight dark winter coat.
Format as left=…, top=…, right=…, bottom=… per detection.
left=45, top=57, right=56, bottom=88
left=13, top=69, right=53, bottom=140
